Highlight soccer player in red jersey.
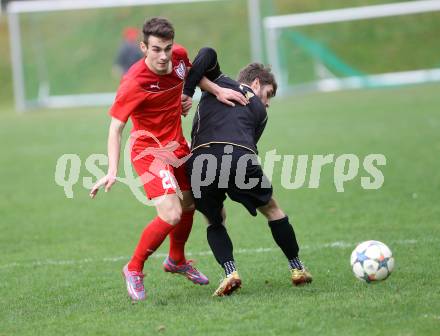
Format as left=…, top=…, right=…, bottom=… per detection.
left=89, top=17, right=246, bottom=302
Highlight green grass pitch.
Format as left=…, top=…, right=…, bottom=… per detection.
left=1, top=84, right=439, bottom=335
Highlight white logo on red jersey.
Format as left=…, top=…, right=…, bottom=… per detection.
left=174, top=60, right=186, bottom=80
left=150, top=82, right=160, bottom=90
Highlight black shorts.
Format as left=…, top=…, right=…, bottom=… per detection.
left=186, top=144, right=273, bottom=226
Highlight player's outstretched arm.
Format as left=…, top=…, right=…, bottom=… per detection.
left=90, top=117, right=125, bottom=199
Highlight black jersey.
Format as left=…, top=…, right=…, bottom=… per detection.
left=184, top=48, right=268, bottom=154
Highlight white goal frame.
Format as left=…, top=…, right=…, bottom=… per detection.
left=7, top=0, right=263, bottom=112
left=263, top=0, right=440, bottom=95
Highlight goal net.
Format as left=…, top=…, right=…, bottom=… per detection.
left=263, top=1, right=440, bottom=95
left=7, top=0, right=257, bottom=111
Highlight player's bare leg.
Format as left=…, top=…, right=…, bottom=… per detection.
left=258, top=197, right=312, bottom=286
left=163, top=191, right=209, bottom=285
left=155, top=193, right=185, bottom=225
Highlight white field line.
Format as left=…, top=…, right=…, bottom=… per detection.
left=0, top=238, right=428, bottom=270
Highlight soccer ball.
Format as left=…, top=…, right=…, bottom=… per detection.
left=350, top=240, right=394, bottom=282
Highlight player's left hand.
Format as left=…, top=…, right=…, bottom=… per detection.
left=215, top=87, right=249, bottom=107
left=181, top=94, right=192, bottom=117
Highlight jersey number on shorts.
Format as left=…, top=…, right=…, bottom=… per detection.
left=159, top=170, right=177, bottom=189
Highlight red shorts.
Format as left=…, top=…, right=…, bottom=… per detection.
left=131, top=144, right=191, bottom=199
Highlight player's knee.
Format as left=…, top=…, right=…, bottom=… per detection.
left=267, top=209, right=285, bottom=221
left=161, top=207, right=182, bottom=225
left=259, top=201, right=285, bottom=221
left=165, top=211, right=182, bottom=225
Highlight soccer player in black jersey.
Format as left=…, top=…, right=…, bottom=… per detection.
left=183, top=47, right=312, bottom=296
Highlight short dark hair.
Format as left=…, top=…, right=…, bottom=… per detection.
left=237, top=63, right=277, bottom=97
left=142, top=17, right=175, bottom=45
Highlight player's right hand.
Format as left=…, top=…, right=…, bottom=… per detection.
left=90, top=174, right=116, bottom=199
left=181, top=94, right=193, bottom=117
left=215, top=87, right=248, bottom=107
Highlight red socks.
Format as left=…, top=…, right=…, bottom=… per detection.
left=168, top=210, right=195, bottom=265
left=128, top=216, right=174, bottom=272
left=127, top=210, right=195, bottom=271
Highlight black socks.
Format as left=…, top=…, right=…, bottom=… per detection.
left=268, top=216, right=300, bottom=262
left=207, top=224, right=235, bottom=276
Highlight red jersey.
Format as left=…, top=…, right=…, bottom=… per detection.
left=110, top=44, right=191, bottom=154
